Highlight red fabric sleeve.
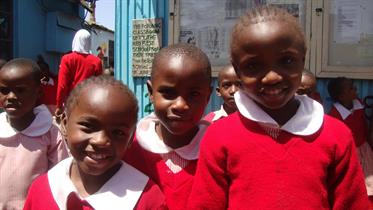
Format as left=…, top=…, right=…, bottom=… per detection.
left=188, top=126, right=229, bottom=210
left=327, top=125, right=369, bottom=210
left=56, top=56, right=71, bottom=109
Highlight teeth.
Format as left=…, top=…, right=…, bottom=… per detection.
left=89, top=153, right=108, bottom=160
left=263, top=89, right=282, bottom=95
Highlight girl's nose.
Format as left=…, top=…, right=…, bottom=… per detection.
left=262, top=70, right=282, bottom=85
left=172, top=96, right=189, bottom=112
left=229, top=85, right=239, bottom=94
left=90, top=131, right=111, bottom=147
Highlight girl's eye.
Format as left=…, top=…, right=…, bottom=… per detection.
left=78, top=122, right=96, bottom=132
left=281, top=56, right=296, bottom=66
left=0, top=87, right=10, bottom=95
left=112, top=129, right=125, bottom=136
left=190, top=91, right=201, bottom=97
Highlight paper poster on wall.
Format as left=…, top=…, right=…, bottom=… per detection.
left=332, top=0, right=362, bottom=44
left=132, top=18, right=162, bottom=77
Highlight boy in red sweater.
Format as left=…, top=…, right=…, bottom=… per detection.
left=328, top=77, right=373, bottom=208
left=124, top=43, right=212, bottom=210
left=188, top=6, right=369, bottom=210
left=297, top=69, right=323, bottom=104
left=24, top=76, right=167, bottom=210
left=204, top=64, right=241, bottom=122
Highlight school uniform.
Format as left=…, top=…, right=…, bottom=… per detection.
left=24, top=157, right=168, bottom=210
left=124, top=113, right=210, bottom=210
left=0, top=104, right=68, bottom=210
left=203, top=106, right=229, bottom=122
left=57, top=52, right=102, bottom=108
left=188, top=91, right=369, bottom=210
left=329, top=99, right=373, bottom=196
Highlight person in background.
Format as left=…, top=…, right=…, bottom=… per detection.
left=24, top=75, right=167, bottom=210
left=188, top=6, right=369, bottom=209
left=328, top=77, right=373, bottom=209
left=124, top=43, right=212, bottom=210
left=0, top=58, right=68, bottom=209
left=204, top=64, right=241, bottom=122
left=296, top=69, right=323, bottom=104
left=55, top=29, right=102, bottom=122
left=36, top=55, right=58, bottom=114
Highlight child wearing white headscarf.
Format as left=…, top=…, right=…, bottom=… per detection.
left=55, top=29, right=103, bottom=119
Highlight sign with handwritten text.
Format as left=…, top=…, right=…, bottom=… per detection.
left=132, top=18, right=162, bottom=77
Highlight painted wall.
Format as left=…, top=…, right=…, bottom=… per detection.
left=12, top=0, right=84, bottom=74
left=90, top=27, right=114, bottom=67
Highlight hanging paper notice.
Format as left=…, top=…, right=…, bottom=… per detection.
left=132, top=18, right=162, bottom=77
left=332, top=0, right=362, bottom=44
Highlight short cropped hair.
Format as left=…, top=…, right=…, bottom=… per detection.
left=64, top=75, right=138, bottom=122
left=231, top=5, right=306, bottom=56
left=1, top=58, right=42, bottom=85
left=151, top=43, right=212, bottom=83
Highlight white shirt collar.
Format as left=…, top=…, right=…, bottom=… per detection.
left=0, top=104, right=53, bottom=138
left=212, top=106, right=228, bottom=121
left=135, top=113, right=210, bottom=160
left=48, top=157, right=149, bottom=210
left=234, top=90, right=324, bottom=136
left=333, top=99, right=364, bottom=120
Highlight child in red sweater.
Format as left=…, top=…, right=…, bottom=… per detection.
left=204, top=64, right=241, bottom=122
left=24, top=76, right=167, bottom=210
left=328, top=77, right=373, bottom=208
left=124, top=43, right=212, bottom=210
left=188, top=6, right=369, bottom=210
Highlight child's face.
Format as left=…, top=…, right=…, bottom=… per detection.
left=0, top=66, right=40, bottom=119
left=231, top=20, right=305, bottom=110
left=63, top=85, right=136, bottom=177
left=297, top=75, right=316, bottom=96
left=148, top=56, right=212, bottom=136
left=339, top=80, right=357, bottom=105
left=216, top=67, right=241, bottom=110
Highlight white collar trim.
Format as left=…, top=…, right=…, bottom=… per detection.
left=135, top=113, right=210, bottom=160
left=48, top=157, right=149, bottom=210
left=234, top=90, right=324, bottom=136
left=0, top=104, right=53, bottom=138
left=333, top=99, right=364, bottom=120
left=212, top=106, right=228, bottom=121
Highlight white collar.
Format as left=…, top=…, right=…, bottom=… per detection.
left=135, top=113, right=210, bottom=160
left=212, top=106, right=228, bottom=121
left=333, top=99, right=364, bottom=120
left=234, top=90, right=324, bottom=136
left=0, top=104, right=53, bottom=138
left=48, top=157, right=149, bottom=210
left=41, top=77, right=55, bottom=86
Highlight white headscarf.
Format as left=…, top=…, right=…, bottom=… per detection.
left=71, top=29, right=92, bottom=54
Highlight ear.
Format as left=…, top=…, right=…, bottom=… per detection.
left=146, top=80, right=154, bottom=103
left=216, top=86, right=222, bottom=97
left=127, top=129, right=136, bottom=148
left=59, top=112, right=68, bottom=137
left=206, top=86, right=213, bottom=104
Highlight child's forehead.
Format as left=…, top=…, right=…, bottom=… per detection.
left=233, top=21, right=304, bottom=50
left=0, top=65, right=34, bottom=80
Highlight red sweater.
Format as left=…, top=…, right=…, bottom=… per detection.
left=188, top=112, right=369, bottom=210
left=124, top=140, right=197, bottom=210
left=56, top=52, right=102, bottom=108
left=23, top=173, right=168, bottom=210
left=329, top=106, right=368, bottom=147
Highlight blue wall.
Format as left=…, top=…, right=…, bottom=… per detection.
left=12, top=0, right=84, bottom=74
